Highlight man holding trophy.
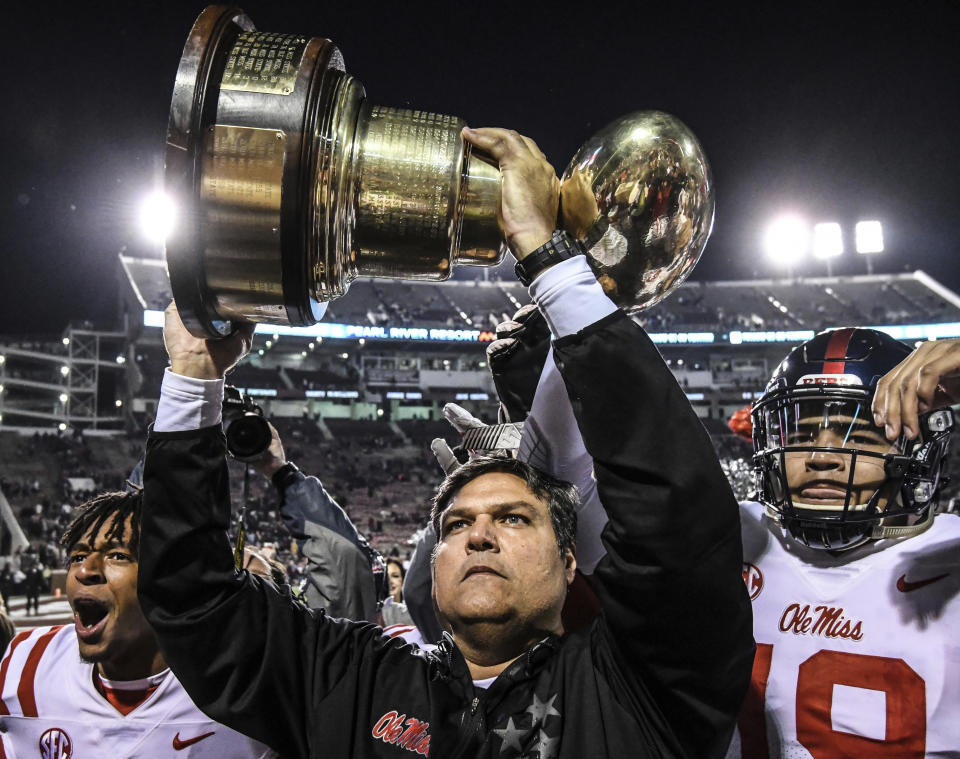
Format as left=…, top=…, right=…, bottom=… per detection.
left=138, top=121, right=753, bottom=758
left=139, top=7, right=751, bottom=757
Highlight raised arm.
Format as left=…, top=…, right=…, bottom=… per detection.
left=253, top=425, right=381, bottom=620
left=545, top=286, right=753, bottom=758
left=138, top=306, right=389, bottom=758
left=463, top=124, right=753, bottom=757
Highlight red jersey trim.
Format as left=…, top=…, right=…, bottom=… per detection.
left=0, top=630, right=34, bottom=716
left=384, top=624, right=416, bottom=639
left=17, top=626, right=65, bottom=718
left=93, top=670, right=163, bottom=716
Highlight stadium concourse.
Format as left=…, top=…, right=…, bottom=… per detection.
left=1, top=254, right=960, bottom=634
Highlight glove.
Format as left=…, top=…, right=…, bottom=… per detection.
left=430, top=403, right=489, bottom=474
left=430, top=403, right=524, bottom=474
left=486, top=304, right=551, bottom=422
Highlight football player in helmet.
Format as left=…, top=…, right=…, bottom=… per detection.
left=729, top=329, right=960, bottom=758
left=751, top=327, right=954, bottom=550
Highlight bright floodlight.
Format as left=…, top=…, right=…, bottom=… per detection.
left=856, top=220, right=883, bottom=254
left=764, top=215, right=809, bottom=265
left=812, top=222, right=843, bottom=259
left=139, top=191, right=177, bottom=244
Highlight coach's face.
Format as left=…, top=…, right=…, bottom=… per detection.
left=66, top=516, right=158, bottom=678
left=432, top=472, right=575, bottom=644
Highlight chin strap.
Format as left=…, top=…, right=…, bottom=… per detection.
left=764, top=499, right=939, bottom=544
left=870, top=504, right=937, bottom=541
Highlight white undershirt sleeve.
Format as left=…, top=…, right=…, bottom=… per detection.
left=154, top=368, right=224, bottom=432
left=527, top=255, right=618, bottom=339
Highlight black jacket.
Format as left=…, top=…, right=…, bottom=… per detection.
left=139, top=312, right=753, bottom=759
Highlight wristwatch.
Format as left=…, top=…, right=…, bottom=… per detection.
left=514, top=229, right=586, bottom=286
left=271, top=461, right=301, bottom=493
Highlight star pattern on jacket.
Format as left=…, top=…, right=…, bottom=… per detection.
left=493, top=691, right=562, bottom=758
left=493, top=717, right=526, bottom=753
left=525, top=694, right=560, bottom=725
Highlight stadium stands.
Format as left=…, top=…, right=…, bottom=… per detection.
left=3, top=256, right=960, bottom=586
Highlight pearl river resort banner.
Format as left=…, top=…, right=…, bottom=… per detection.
left=142, top=311, right=960, bottom=346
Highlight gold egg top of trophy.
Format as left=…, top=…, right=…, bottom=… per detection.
left=165, top=6, right=713, bottom=338
left=565, top=111, right=714, bottom=313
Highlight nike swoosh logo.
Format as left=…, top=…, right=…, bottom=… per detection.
left=896, top=573, right=949, bottom=593
left=173, top=731, right=215, bottom=750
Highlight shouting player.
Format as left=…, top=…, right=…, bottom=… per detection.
left=730, top=329, right=959, bottom=758
left=0, top=490, right=276, bottom=757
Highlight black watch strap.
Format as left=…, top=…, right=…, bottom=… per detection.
left=271, top=461, right=301, bottom=493
left=514, top=230, right=585, bottom=286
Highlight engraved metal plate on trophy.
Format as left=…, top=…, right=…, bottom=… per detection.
left=165, top=6, right=713, bottom=338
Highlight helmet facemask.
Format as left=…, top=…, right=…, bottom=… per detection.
left=752, top=385, right=953, bottom=551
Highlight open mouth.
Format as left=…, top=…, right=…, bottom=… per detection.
left=73, top=597, right=109, bottom=641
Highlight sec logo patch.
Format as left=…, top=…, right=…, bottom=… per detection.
left=742, top=563, right=763, bottom=600
left=39, top=727, right=72, bottom=759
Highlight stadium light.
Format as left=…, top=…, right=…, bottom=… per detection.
left=763, top=215, right=808, bottom=268
left=856, top=220, right=884, bottom=254
left=812, top=223, right=843, bottom=259
left=59, top=393, right=68, bottom=403
left=60, top=366, right=70, bottom=376
left=139, top=191, right=177, bottom=244
left=62, top=337, right=70, bottom=346
left=58, top=423, right=67, bottom=432
left=115, top=399, right=123, bottom=408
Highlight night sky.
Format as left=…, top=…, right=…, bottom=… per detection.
left=3, top=2, right=958, bottom=335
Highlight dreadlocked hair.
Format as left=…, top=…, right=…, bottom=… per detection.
left=59, top=491, right=142, bottom=566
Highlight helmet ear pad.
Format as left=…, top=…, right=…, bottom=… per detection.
left=760, top=452, right=787, bottom=505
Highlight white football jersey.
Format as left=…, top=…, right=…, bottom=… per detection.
left=728, top=501, right=960, bottom=759
left=0, top=625, right=276, bottom=759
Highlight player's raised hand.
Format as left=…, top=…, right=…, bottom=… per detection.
left=163, top=301, right=254, bottom=380
left=430, top=403, right=489, bottom=474
left=461, top=127, right=558, bottom=259
left=487, top=304, right=550, bottom=423
left=872, top=338, right=960, bottom=440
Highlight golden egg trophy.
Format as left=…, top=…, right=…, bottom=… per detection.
left=166, top=6, right=714, bottom=337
